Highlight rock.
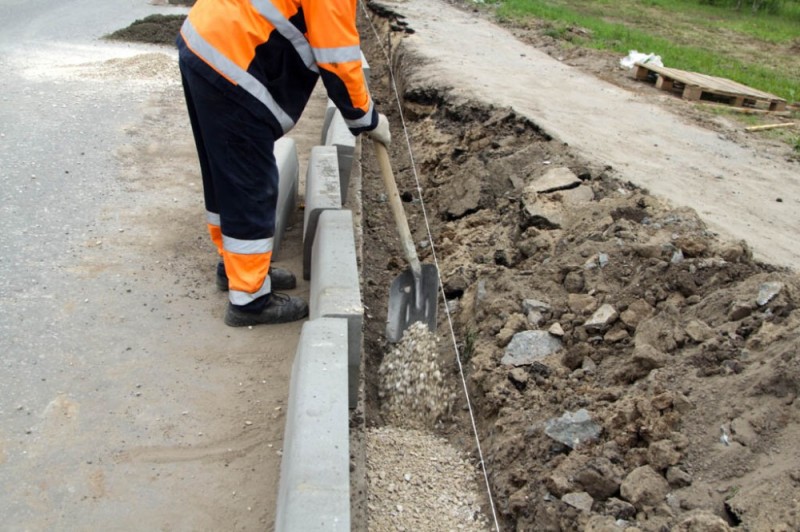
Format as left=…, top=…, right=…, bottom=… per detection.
left=666, top=466, right=692, bottom=488
left=716, top=242, right=747, bottom=262
left=549, top=322, right=565, bottom=337
left=443, top=274, right=468, bottom=299
left=526, top=310, right=545, bottom=327
left=757, top=281, right=783, bottom=306
left=574, top=457, right=622, bottom=500
left=544, top=409, right=602, bottom=449
left=620, top=465, right=669, bottom=508
left=545, top=472, right=573, bottom=497
left=615, top=344, right=666, bottom=383
left=647, top=440, right=682, bottom=470
left=562, top=491, right=594, bottom=512
left=632, top=244, right=663, bottom=259
left=521, top=189, right=564, bottom=229
left=685, top=319, right=713, bottom=343
left=675, top=510, right=732, bottom=532
left=563, top=271, right=585, bottom=293
left=728, top=300, right=755, bottom=321
left=445, top=170, right=481, bottom=219
left=620, top=299, right=653, bottom=329
left=604, top=497, right=636, bottom=520
left=584, top=515, right=627, bottom=532
left=532, top=166, right=582, bottom=193
left=560, top=185, right=595, bottom=205
left=501, top=330, right=563, bottom=366
left=522, top=298, right=551, bottom=314
left=729, top=416, right=758, bottom=447
left=508, top=367, right=529, bottom=388
left=568, top=293, right=597, bottom=315
left=585, top=304, right=619, bottom=333
left=651, top=392, right=674, bottom=411
left=673, top=236, right=708, bottom=258
left=496, top=313, right=528, bottom=347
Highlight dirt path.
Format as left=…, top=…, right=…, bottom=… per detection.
left=377, top=0, right=799, bottom=271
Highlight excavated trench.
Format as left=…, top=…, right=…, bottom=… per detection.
left=359, top=4, right=800, bottom=532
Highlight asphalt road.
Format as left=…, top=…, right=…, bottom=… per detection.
left=0, top=1, right=312, bottom=529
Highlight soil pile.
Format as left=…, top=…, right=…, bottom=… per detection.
left=359, top=10, right=800, bottom=529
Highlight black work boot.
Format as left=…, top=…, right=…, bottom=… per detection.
left=224, top=292, right=309, bottom=327
left=216, top=261, right=297, bottom=291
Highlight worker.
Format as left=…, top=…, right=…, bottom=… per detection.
left=177, top=0, right=391, bottom=327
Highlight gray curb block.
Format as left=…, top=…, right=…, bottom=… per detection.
left=303, top=145, right=342, bottom=281
left=309, top=209, right=363, bottom=409
left=323, top=109, right=356, bottom=206
left=273, top=137, right=299, bottom=259
left=274, top=317, right=350, bottom=532
left=277, top=53, right=369, bottom=526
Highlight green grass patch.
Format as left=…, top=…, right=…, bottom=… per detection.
left=481, top=0, right=800, bottom=102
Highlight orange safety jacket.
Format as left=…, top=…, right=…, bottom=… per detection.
left=177, top=0, right=377, bottom=138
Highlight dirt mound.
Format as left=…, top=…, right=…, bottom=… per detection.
left=106, top=14, right=185, bottom=45
left=359, top=13, right=800, bottom=529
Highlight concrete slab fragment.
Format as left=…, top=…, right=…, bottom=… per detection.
left=320, top=98, right=337, bottom=145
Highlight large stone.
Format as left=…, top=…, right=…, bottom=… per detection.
left=568, top=293, right=597, bottom=315
left=620, top=299, right=653, bottom=329
left=620, top=465, right=669, bottom=509
left=532, top=166, right=582, bottom=193
left=574, top=457, right=623, bottom=500
left=521, top=188, right=565, bottom=229
left=685, top=319, right=713, bottom=343
left=676, top=510, right=732, bottom=532
left=562, top=491, right=594, bottom=513
left=647, top=439, right=682, bottom=470
left=757, top=281, right=783, bottom=306
left=584, top=304, right=618, bottom=333
left=501, top=330, right=563, bottom=366
left=544, top=409, right=602, bottom=449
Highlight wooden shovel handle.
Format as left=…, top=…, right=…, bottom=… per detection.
left=373, top=140, right=422, bottom=277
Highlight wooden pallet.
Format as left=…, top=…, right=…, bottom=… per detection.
left=634, top=62, right=787, bottom=112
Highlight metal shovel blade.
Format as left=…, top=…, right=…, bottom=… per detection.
left=386, top=263, right=440, bottom=343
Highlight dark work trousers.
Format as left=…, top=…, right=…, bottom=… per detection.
left=179, top=60, right=278, bottom=313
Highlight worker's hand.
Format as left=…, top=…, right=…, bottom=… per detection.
left=366, top=113, right=391, bottom=146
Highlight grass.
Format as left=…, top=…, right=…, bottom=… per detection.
left=479, top=0, right=800, bottom=102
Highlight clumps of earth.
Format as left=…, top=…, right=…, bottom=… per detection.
left=378, top=322, right=453, bottom=430
left=362, top=75, right=800, bottom=530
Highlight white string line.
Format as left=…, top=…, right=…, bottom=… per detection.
left=358, top=3, right=501, bottom=530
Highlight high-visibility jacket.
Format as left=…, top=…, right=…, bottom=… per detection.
left=177, top=0, right=377, bottom=138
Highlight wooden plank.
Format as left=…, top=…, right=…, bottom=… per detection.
left=745, top=122, right=796, bottom=132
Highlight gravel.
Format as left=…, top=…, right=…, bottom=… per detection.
left=366, top=426, right=491, bottom=531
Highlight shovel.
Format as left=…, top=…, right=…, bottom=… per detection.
left=373, top=140, right=439, bottom=343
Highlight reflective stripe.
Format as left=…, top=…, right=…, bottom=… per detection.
left=206, top=211, right=221, bottom=226
left=343, top=99, right=375, bottom=129
left=313, top=45, right=362, bottom=65
left=181, top=19, right=296, bottom=133
left=223, top=235, right=274, bottom=255
left=229, top=276, right=272, bottom=305
left=251, top=0, right=318, bottom=73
